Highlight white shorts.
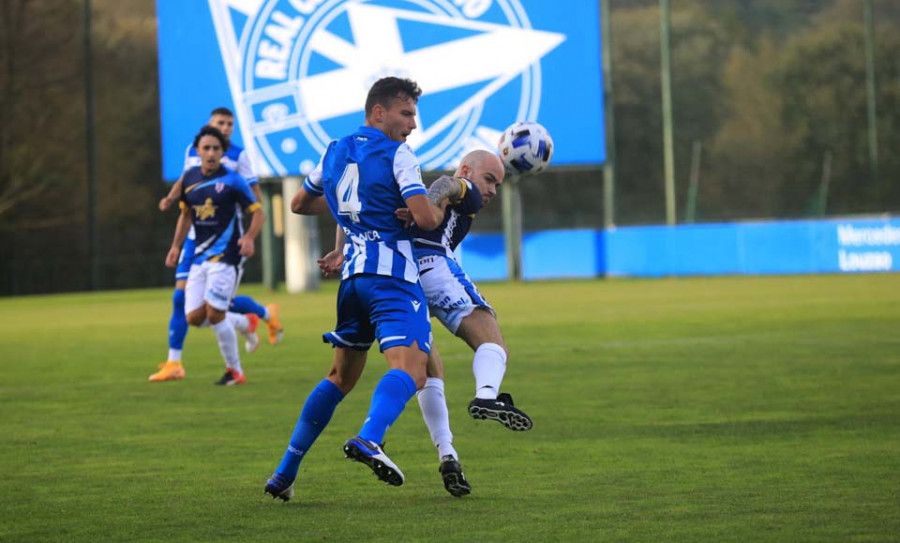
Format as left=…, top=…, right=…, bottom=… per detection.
left=184, top=260, right=242, bottom=313
left=417, top=253, right=494, bottom=334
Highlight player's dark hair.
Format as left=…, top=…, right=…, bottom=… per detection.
left=210, top=106, right=234, bottom=117
left=193, top=125, right=230, bottom=152
left=365, top=77, right=422, bottom=116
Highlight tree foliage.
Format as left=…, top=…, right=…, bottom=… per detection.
left=2, top=0, right=900, bottom=294
left=0, top=0, right=163, bottom=294
left=0, top=0, right=85, bottom=231
left=607, top=0, right=900, bottom=224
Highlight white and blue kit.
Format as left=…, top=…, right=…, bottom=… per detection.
left=409, top=177, right=494, bottom=334
left=303, top=125, right=431, bottom=352
left=175, top=143, right=258, bottom=280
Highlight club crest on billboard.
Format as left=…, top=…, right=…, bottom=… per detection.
left=157, top=0, right=605, bottom=179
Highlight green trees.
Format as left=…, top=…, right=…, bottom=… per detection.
left=605, top=0, right=900, bottom=224
left=2, top=1, right=899, bottom=294
left=0, top=0, right=162, bottom=294
left=0, top=1, right=85, bottom=232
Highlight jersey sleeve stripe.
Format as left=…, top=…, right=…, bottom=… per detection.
left=457, top=178, right=468, bottom=202
left=400, top=185, right=427, bottom=198
left=303, top=178, right=324, bottom=196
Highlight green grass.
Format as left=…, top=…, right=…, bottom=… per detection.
left=1, top=274, right=898, bottom=542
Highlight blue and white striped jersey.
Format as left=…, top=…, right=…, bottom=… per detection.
left=410, top=177, right=483, bottom=258
left=180, top=166, right=260, bottom=266
left=303, top=126, right=427, bottom=283
left=183, top=143, right=258, bottom=186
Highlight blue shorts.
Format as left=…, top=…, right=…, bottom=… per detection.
left=175, top=237, right=196, bottom=281
left=323, top=274, right=432, bottom=353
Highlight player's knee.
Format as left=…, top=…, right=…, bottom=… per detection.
left=326, top=349, right=366, bottom=394
left=186, top=313, right=204, bottom=326
left=403, top=366, right=426, bottom=389
left=185, top=306, right=205, bottom=326
left=404, top=357, right=428, bottom=388
left=326, top=372, right=356, bottom=395
left=398, top=359, right=427, bottom=388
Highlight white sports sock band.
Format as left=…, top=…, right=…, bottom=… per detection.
left=417, top=378, right=457, bottom=461
left=473, top=342, right=507, bottom=400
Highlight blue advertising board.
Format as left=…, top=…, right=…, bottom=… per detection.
left=456, top=218, right=900, bottom=281
left=156, top=0, right=605, bottom=180
left=603, top=218, right=900, bottom=277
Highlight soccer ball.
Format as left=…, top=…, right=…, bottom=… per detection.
left=498, top=121, right=554, bottom=175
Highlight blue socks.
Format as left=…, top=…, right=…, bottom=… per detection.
left=276, top=379, right=345, bottom=480
left=359, top=369, right=418, bottom=445
left=273, top=371, right=416, bottom=481
left=229, top=295, right=267, bottom=319
left=168, top=289, right=188, bottom=350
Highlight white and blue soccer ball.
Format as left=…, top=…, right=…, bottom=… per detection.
left=498, top=121, right=554, bottom=175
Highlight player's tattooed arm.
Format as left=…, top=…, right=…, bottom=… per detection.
left=427, top=175, right=465, bottom=206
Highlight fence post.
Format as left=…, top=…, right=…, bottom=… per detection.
left=502, top=174, right=523, bottom=281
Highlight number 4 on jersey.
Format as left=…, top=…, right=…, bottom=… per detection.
left=336, top=163, right=362, bottom=223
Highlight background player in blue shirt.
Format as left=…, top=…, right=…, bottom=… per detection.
left=151, top=107, right=283, bottom=383
left=321, top=150, right=533, bottom=497
left=165, top=125, right=264, bottom=385
left=264, top=77, right=447, bottom=501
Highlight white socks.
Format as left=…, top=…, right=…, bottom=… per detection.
left=227, top=312, right=250, bottom=333
left=417, top=343, right=507, bottom=462
left=473, top=343, right=507, bottom=400
left=168, top=349, right=182, bottom=362
left=211, top=318, right=242, bottom=373
left=417, top=378, right=458, bottom=460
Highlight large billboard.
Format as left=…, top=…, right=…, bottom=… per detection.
left=156, top=0, right=605, bottom=180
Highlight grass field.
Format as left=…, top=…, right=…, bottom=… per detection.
left=1, top=274, right=898, bottom=542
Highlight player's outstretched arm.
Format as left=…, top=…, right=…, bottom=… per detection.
left=405, top=193, right=446, bottom=231
left=250, top=184, right=268, bottom=224
left=395, top=175, right=461, bottom=228
left=159, top=175, right=185, bottom=211
left=317, top=225, right=346, bottom=276
left=166, top=208, right=191, bottom=267
left=238, top=208, right=265, bottom=258
left=291, top=186, right=329, bottom=215
left=426, top=175, right=464, bottom=206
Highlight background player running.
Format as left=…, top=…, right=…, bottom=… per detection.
left=165, top=125, right=263, bottom=385
left=151, top=107, right=282, bottom=382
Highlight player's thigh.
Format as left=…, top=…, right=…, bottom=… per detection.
left=456, top=307, right=505, bottom=351
left=418, top=255, right=494, bottom=335
left=184, top=264, right=208, bottom=314
left=425, top=343, right=445, bottom=379
left=204, top=262, right=239, bottom=312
